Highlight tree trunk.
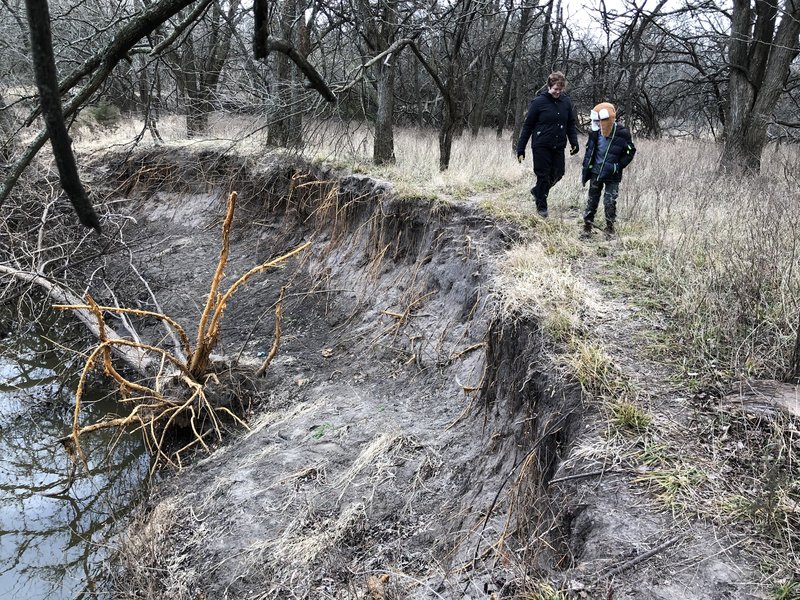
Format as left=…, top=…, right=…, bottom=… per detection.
left=268, top=0, right=305, bottom=149
left=470, top=10, right=509, bottom=138
left=440, top=0, right=477, bottom=169
left=25, top=0, right=99, bottom=230
left=374, top=62, right=396, bottom=164
left=509, top=4, right=532, bottom=147
left=136, top=54, right=164, bottom=144
left=182, top=0, right=238, bottom=139
left=414, top=59, right=424, bottom=128
left=720, top=0, right=800, bottom=174
left=622, top=0, right=668, bottom=131
left=286, top=67, right=304, bottom=149
left=439, top=105, right=456, bottom=172
left=439, top=68, right=465, bottom=171
left=496, top=58, right=513, bottom=139
left=719, top=113, right=769, bottom=172
left=356, top=0, right=399, bottom=163
left=537, top=0, right=554, bottom=84
left=267, top=50, right=290, bottom=147
left=180, top=34, right=203, bottom=138
left=186, top=92, right=211, bottom=138
left=0, top=91, right=15, bottom=163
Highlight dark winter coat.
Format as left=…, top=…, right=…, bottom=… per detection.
left=516, top=91, right=579, bottom=153
left=581, top=123, right=636, bottom=185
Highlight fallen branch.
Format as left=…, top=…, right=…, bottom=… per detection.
left=53, top=303, right=192, bottom=360
left=0, top=265, right=151, bottom=374
left=595, top=535, right=683, bottom=582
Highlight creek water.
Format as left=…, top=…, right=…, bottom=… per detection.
left=0, top=325, right=148, bottom=599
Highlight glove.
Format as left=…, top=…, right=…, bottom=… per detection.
left=517, top=152, right=525, bottom=163
left=570, top=145, right=579, bottom=156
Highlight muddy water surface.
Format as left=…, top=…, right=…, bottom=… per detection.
left=0, top=328, right=147, bottom=599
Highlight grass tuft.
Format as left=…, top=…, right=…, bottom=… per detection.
left=608, top=399, right=653, bottom=433
left=493, top=241, right=593, bottom=342
left=567, top=340, right=631, bottom=399
left=773, top=580, right=800, bottom=600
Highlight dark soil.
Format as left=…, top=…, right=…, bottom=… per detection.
left=79, top=148, right=771, bottom=599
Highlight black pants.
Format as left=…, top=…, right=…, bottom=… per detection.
left=531, top=146, right=566, bottom=210
left=584, top=177, right=619, bottom=225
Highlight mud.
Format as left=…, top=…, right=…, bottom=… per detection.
left=78, top=149, right=769, bottom=599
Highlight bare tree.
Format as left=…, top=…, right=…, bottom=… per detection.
left=0, top=0, right=203, bottom=224
left=467, top=0, right=510, bottom=137
left=2, top=0, right=339, bottom=223
left=409, top=0, right=482, bottom=171
left=24, top=0, right=100, bottom=230
left=357, top=0, right=401, bottom=164
left=721, top=0, right=800, bottom=173
left=505, top=1, right=535, bottom=143
left=266, top=0, right=309, bottom=148
left=169, top=0, right=239, bottom=138
left=253, top=0, right=337, bottom=150
left=619, top=0, right=669, bottom=134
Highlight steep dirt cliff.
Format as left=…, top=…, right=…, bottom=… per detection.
left=84, top=149, right=771, bottom=599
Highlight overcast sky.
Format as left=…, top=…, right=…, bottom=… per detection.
left=560, top=0, right=699, bottom=30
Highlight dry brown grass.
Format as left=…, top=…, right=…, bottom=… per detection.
left=492, top=239, right=597, bottom=342
left=110, top=499, right=198, bottom=600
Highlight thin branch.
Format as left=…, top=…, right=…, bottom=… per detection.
left=150, top=0, right=213, bottom=56
left=190, top=191, right=237, bottom=375
left=264, top=38, right=337, bottom=103
left=255, top=286, right=285, bottom=377
left=595, top=535, right=683, bottom=581
left=0, top=0, right=201, bottom=211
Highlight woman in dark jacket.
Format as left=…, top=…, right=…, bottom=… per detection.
left=516, top=71, right=579, bottom=218
left=581, top=102, right=636, bottom=236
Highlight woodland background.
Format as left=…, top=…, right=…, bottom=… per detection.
left=0, top=0, right=798, bottom=189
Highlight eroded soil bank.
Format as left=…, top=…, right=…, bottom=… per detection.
left=80, top=149, right=766, bottom=599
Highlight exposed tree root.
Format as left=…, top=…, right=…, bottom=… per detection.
left=53, top=191, right=310, bottom=478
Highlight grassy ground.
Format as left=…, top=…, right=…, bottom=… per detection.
left=75, top=114, right=800, bottom=597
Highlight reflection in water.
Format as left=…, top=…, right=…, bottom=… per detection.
left=0, top=326, right=148, bottom=599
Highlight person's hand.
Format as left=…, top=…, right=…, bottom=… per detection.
left=517, top=152, right=525, bottom=163
left=570, top=145, right=579, bottom=156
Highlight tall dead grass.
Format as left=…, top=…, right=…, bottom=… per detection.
left=615, top=139, right=800, bottom=381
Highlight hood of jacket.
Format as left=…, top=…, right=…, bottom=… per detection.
left=591, top=102, right=616, bottom=137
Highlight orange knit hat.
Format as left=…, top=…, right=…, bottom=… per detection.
left=590, top=102, right=616, bottom=137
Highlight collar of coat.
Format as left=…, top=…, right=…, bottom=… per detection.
left=594, top=122, right=617, bottom=139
